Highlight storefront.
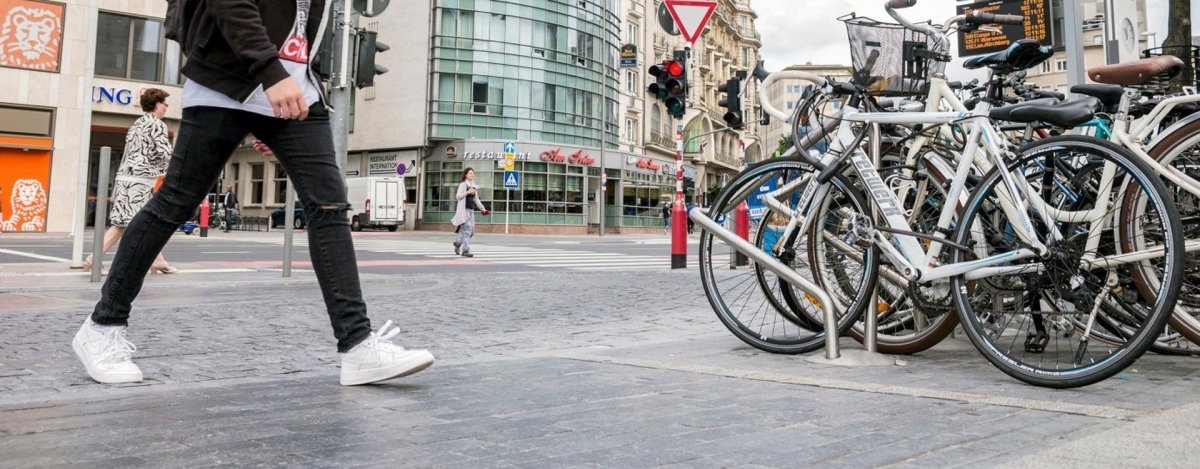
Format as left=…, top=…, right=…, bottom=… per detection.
left=0, top=105, right=55, bottom=233
left=420, top=140, right=693, bottom=234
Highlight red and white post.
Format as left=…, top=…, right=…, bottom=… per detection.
left=733, top=135, right=749, bottom=267
left=671, top=121, right=687, bottom=269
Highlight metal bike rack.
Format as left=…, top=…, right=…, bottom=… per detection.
left=689, top=120, right=894, bottom=366
left=690, top=209, right=893, bottom=366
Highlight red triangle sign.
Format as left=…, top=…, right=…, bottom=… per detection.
left=665, top=0, right=717, bottom=44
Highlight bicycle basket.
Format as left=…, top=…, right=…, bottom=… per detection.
left=842, top=15, right=948, bottom=97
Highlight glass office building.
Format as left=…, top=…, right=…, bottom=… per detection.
left=424, top=0, right=686, bottom=232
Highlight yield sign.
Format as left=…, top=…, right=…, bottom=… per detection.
left=665, top=0, right=717, bottom=44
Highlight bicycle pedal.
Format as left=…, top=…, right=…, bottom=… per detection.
left=1024, top=332, right=1049, bottom=354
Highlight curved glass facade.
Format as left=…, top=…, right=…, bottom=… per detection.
left=430, top=0, right=621, bottom=149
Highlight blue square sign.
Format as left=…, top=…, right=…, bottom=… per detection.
left=503, top=171, right=520, bottom=189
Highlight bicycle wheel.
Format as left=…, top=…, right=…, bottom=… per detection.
left=1122, top=120, right=1200, bottom=354
left=951, top=136, right=1184, bottom=388
left=698, top=158, right=874, bottom=354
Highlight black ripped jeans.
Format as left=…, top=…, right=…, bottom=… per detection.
left=91, top=105, right=372, bottom=352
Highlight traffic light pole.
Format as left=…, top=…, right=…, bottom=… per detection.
left=670, top=47, right=691, bottom=269
left=330, top=0, right=355, bottom=174
left=671, top=116, right=687, bottom=269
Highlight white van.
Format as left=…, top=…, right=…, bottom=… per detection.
left=345, top=177, right=404, bottom=231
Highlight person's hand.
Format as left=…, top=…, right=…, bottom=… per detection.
left=481, top=209, right=490, bottom=216
left=264, top=78, right=308, bottom=120
left=252, top=139, right=274, bottom=156
left=466, top=188, right=476, bottom=195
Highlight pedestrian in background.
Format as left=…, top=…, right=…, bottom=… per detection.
left=72, top=0, right=433, bottom=386
left=451, top=167, right=488, bottom=258
left=220, top=184, right=238, bottom=232
left=83, top=88, right=178, bottom=275
left=685, top=201, right=696, bottom=234
left=661, top=201, right=671, bottom=233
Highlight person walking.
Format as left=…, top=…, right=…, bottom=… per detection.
left=451, top=168, right=488, bottom=258
left=83, top=88, right=178, bottom=275
left=220, top=185, right=238, bottom=232
left=661, top=201, right=671, bottom=233
left=72, top=0, right=433, bottom=386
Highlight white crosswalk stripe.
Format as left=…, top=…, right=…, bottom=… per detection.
left=279, top=238, right=668, bottom=271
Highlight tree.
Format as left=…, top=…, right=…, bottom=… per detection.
left=772, top=135, right=790, bottom=157
left=1164, top=0, right=1193, bottom=91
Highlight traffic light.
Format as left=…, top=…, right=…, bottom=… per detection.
left=354, top=30, right=389, bottom=88
left=717, top=77, right=742, bottom=130
left=647, top=63, right=669, bottom=100
left=663, top=50, right=688, bottom=118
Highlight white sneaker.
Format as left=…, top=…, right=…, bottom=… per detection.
left=340, top=320, right=434, bottom=386
left=72, top=316, right=143, bottom=384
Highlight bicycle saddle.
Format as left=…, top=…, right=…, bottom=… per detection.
left=1070, top=84, right=1124, bottom=111
left=988, top=98, right=1061, bottom=122
left=1088, top=56, right=1184, bottom=86
left=1005, top=97, right=1102, bottom=128
left=963, top=39, right=1053, bottom=74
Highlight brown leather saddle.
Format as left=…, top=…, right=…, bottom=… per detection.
left=1088, top=56, right=1185, bottom=86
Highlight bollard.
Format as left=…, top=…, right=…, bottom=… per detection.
left=90, top=147, right=111, bottom=283
left=199, top=198, right=210, bottom=238
left=734, top=201, right=750, bottom=267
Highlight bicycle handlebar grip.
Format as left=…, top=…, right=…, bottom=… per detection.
left=993, top=14, right=1024, bottom=25
left=887, top=0, right=916, bottom=9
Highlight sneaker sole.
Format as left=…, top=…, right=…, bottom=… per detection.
left=72, top=335, right=143, bottom=384
left=340, top=351, right=434, bottom=386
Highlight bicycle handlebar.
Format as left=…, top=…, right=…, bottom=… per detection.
left=887, top=0, right=916, bottom=9
left=965, top=11, right=1024, bottom=26
left=758, top=70, right=829, bottom=122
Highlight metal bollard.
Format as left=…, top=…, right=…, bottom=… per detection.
left=90, top=147, right=111, bottom=283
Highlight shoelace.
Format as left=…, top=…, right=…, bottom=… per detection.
left=362, top=320, right=401, bottom=349
left=97, top=326, right=137, bottom=365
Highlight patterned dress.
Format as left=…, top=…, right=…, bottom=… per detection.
left=108, top=113, right=172, bottom=227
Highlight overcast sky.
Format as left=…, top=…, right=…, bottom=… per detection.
left=754, top=0, right=1190, bottom=75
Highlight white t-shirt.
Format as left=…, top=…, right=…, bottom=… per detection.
left=181, top=0, right=320, bottom=116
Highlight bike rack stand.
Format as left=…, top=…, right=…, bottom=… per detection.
left=689, top=209, right=895, bottom=366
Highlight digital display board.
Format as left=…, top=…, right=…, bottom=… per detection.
left=956, top=0, right=1049, bottom=57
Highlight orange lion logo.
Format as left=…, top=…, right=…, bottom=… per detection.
left=1, top=178, right=47, bottom=232
left=0, top=5, right=63, bottom=71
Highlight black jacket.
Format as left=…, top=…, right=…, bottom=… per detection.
left=223, top=191, right=239, bottom=209
left=178, top=0, right=328, bottom=103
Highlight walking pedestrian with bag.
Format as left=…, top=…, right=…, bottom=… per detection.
left=451, top=168, right=488, bottom=258
left=83, top=88, right=178, bottom=275
left=72, top=0, right=433, bottom=386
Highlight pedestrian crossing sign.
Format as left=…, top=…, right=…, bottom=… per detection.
left=503, top=171, right=520, bottom=189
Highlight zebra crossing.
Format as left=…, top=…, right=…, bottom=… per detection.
left=344, top=238, right=668, bottom=271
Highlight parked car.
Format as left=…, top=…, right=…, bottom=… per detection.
left=271, top=201, right=307, bottom=229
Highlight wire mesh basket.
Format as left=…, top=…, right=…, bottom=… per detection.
left=842, top=15, right=948, bottom=97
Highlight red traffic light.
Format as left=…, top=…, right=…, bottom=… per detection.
left=665, top=60, right=684, bottom=77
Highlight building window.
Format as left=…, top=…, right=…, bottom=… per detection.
left=1040, top=61, right=1050, bottom=74
left=786, top=101, right=794, bottom=110
left=627, top=23, right=638, bottom=44
left=96, top=12, right=166, bottom=82
left=472, top=77, right=488, bottom=113
left=250, top=163, right=265, bottom=205
left=625, top=118, right=638, bottom=144
left=1055, top=60, right=1067, bottom=72
left=626, top=70, right=636, bottom=93
left=273, top=163, right=289, bottom=204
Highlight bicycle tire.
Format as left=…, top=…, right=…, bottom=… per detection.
left=1121, top=119, right=1200, bottom=352
left=951, top=135, right=1184, bottom=388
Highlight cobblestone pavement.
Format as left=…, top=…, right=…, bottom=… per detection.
left=3, top=268, right=1200, bottom=467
